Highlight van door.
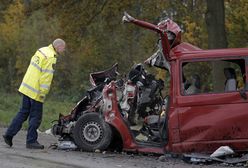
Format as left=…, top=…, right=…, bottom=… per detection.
left=177, top=58, right=248, bottom=152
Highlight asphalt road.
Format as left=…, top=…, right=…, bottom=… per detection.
left=0, top=127, right=239, bottom=168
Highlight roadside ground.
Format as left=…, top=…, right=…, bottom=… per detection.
left=0, top=127, right=236, bottom=168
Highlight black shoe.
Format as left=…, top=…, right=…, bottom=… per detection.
left=3, top=135, right=13, bottom=147
left=26, top=142, right=44, bottom=149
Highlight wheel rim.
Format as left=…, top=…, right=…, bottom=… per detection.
left=82, top=121, right=103, bottom=143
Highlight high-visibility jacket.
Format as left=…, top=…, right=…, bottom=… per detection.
left=19, top=44, right=57, bottom=103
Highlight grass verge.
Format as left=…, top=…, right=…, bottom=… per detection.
left=0, top=92, right=74, bottom=131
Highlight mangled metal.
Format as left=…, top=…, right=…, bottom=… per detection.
left=50, top=12, right=248, bottom=155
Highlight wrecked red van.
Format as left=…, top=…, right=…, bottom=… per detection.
left=52, top=13, right=248, bottom=154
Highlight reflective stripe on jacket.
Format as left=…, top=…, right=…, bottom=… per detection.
left=19, top=44, right=57, bottom=103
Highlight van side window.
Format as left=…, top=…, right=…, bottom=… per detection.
left=181, top=59, right=245, bottom=95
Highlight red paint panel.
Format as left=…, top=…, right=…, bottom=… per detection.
left=174, top=92, right=248, bottom=153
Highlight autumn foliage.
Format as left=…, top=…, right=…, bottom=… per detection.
left=0, top=0, right=247, bottom=99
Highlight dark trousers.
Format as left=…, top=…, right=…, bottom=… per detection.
left=5, top=94, right=43, bottom=144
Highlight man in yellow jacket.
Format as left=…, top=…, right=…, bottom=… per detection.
left=3, top=39, right=66, bottom=149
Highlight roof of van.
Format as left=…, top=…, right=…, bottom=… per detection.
left=170, top=42, right=248, bottom=60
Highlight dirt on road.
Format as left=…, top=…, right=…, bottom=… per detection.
left=0, top=127, right=238, bottom=168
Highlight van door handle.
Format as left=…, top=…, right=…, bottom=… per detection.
left=239, top=89, right=247, bottom=100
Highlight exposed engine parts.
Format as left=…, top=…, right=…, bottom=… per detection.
left=52, top=62, right=168, bottom=151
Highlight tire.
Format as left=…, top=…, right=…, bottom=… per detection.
left=73, top=113, right=112, bottom=151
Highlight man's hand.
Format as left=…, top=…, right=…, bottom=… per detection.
left=39, top=94, right=46, bottom=100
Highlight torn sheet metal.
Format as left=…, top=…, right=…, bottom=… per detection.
left=183, top=153, right=248, bottom=165
left=57, top=141, right=77, bottom=150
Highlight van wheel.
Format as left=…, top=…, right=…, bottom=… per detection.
left=73, top=113, right=112, bottom=151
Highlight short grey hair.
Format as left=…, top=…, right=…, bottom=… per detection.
left=53, top=38, right=66, bottom=48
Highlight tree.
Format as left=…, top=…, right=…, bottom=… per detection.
left=0, top=0, right=13, bottom=21
left=165, top=0, right=208, bottom=49
left=0, top=0, right=25, bottom=91
left=206, top=0, right=227, bottom=49
left=206, top=0, right=228, bottom=92
left=2, top=0, right=246, bottom=97
left=226, top=0, right=248, bottom=48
